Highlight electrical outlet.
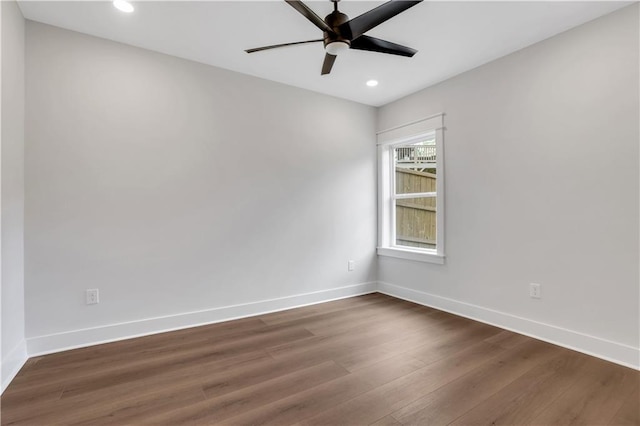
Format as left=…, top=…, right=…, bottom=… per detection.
left=86, top=289, right=99, bottom=305
left=529, top=283, right=541, bottom=299
left=348, top=260, right=355, bottom=271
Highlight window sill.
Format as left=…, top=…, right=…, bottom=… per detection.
left=377, top=247, right=445, bottom=264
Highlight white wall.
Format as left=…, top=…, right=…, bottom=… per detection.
left=1, top=0, right=27, bottom=391
left=378, top=5, right=639, bottom=367
left=25, top=22, right=377, bottom=353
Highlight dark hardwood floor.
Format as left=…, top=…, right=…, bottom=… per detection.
left=2, top=293, right=638, bottom=425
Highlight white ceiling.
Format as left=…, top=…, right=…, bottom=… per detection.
left=18, top=1, right=631, bottom=106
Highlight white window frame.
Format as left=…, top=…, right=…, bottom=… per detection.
left=377, top=114, right=445, bottom=264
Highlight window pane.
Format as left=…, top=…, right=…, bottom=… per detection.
left=394, top=139, right=436, bottom=194
left=395, top=197, right=436, bottom=249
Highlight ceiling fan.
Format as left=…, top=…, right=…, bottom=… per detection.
left=246, top=0, right=423, bottom=75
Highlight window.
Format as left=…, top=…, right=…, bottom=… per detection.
left=377, top=114, right=445, bottom=264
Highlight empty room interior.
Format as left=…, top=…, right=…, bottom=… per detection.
left=1, top=0, right=639, bottom=424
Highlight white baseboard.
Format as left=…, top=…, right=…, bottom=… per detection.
left=378, top=281, right=640, bottom=370
left=27, top=282, right=378, bottom=357
left=2, top=339, right=28, bottom=394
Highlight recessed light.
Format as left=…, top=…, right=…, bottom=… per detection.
left=366, top=80, right=379, bottom=87
left=113, top=0, right=134, bottom=13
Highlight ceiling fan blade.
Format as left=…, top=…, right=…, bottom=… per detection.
left=285, top=0, right=334, bottom=33
left=321, top=53, right=337, bottom=75
left=246, top=39, right=323, bottom=53
left=340, top=0, right=422, bottom=40
left=350, top=35, right=417, bottom=57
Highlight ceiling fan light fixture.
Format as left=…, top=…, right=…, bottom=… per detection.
left=113, top=0, right=134, bottom=13
left=246, top=0, right=422, bottom=75
left=366, top=79, right=379, bottom=87
left=325, top=41, right=349, bottom=56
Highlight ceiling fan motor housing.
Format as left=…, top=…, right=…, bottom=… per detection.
left=323, top=11, right=351, bottom=49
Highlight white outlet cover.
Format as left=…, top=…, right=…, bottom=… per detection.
left=86, top=289, right=99, bottom=305
left=529, top=283, right=541, bottom=299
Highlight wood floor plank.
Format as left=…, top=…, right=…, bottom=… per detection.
left=8, top=320, right=274, bottom=395
left=397, top=319, right=501, bottom=367
left=68, top=386, right=206, bottom=426
left=331, top=316, right=499, bottom=374
left=50, top=324, right=311, bottom=400
left=67, top=349, right=270, bottom=401
left=267, top=309, right=466, bottom=363
left=530, top=357, right=638, bottom=425
left=609, top=380, right=640, bottom=425
left=222, top=353, right=426, bottom=426
left=301, top=300, right=438, bottom=337
left=3, top=382, right=207, bottom=426
left=143, top=361, right=351, bottom=424
left=25, top=317, right=268, bottom=373
left=200, top=349, right=336, bottom=399
left=390, top=339, right=560, bottom=425
left=259, top=293, right=394, bottom=326
left=265, top=295, right=402, bottom=332
left=2, top=294, right=638, bottom=426
left=19, top=324, right=311, bottom=399
left=448, top=349, right=588, bottom=425
left=0, top=380, right=64, bottom=407
left=1, top=350, right=272, bottom=424
left=369, top=415, right=403, bottom=426
left=483, top=329, right=532, bottom=349
left=296, top=340, right=506, bottom=426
